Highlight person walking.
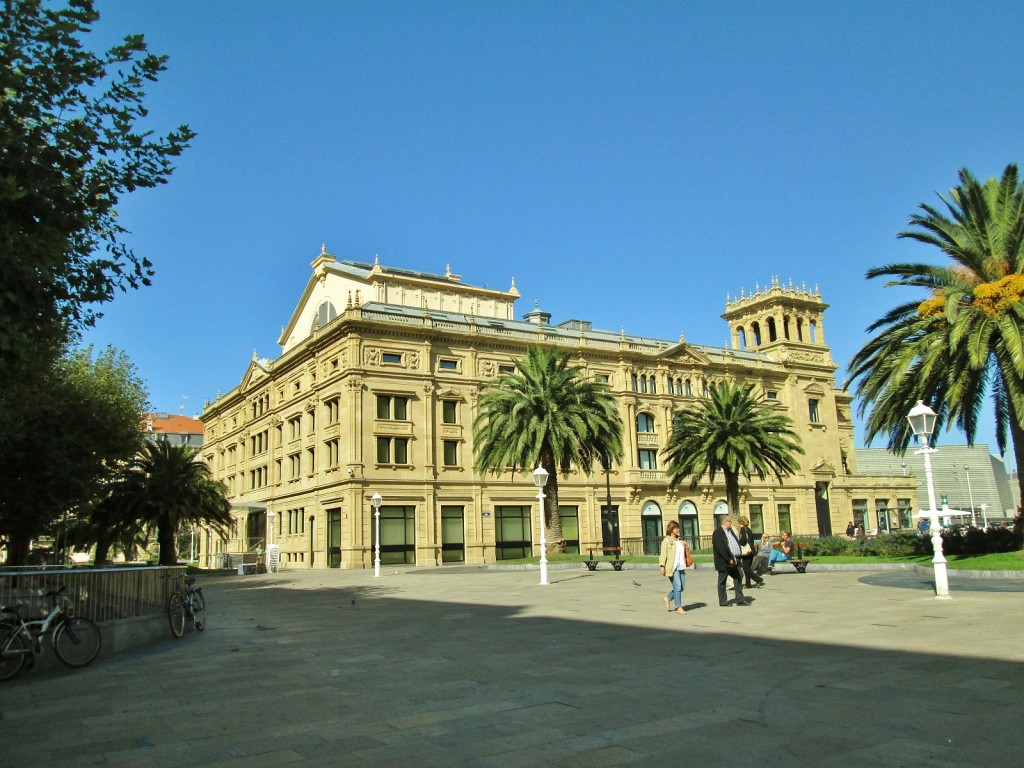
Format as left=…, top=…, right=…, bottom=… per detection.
left=736, top=516, right=764, bottom=588
left=712, top=516, right=750, bottom=607
left=658, top=520, right=689, bottom=614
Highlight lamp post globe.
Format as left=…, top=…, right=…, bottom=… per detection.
left=371, top=492, right=383, bottom=578
left=532, top=466, right=550, bottom=586
left=906, top=401, right=951, bottom=599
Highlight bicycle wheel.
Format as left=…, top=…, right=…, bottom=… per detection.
left=190, top=589, right=206, bottom=631
left=53, top=617, right=101, bottom=668
left=0, top=623, right=28, bottom=681
left=168, top=594, right=186, bottom=638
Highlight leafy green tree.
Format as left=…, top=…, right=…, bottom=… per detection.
left=846, top=164, right=1024, bottom=543
left=0, top=345, right=147, bottom=564
left=474, top=347, right=624, bottom=551
left=101, top=442, right=233, bottom=566
left=0, top=0, right=194, bottom=381
left=662, top=380, right=803, bottom=519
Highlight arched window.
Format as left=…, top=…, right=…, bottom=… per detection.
left=767, top=317, right=778, bottom=342
left=310, top=300, right=337, bottom=332
left=737, top=327, right=747, bottom=349
left=636, top=413, right=655, bottom=433
left=678, top=500, right=699, bottom=547
left=751, top=322, right=762, bottom=346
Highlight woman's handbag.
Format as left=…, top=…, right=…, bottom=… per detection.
left=739, top=542, right=752, bottom=556
left=684, top=543, right=694, bottom=569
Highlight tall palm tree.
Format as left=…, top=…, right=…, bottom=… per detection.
left=474, top=346, right=624, bottom=551
left=100, top=441, right=233, bottom=565
left=846, top=164, right=1024, bottom=541
left=662, top=380, right=803, bottom=519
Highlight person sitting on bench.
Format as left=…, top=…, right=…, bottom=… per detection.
left=768, top=531, right=793, bottom=572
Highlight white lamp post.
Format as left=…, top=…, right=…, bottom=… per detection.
left=907, top=401, right=951, bottom=599
left=266, top=510, right=275, bottom=572
left=980, top=503, right=989, bottom=529
left=963, top=465, right=977, bottom=527
left=371, top=492, right=383, bottom=578
left=532, top=466, right=550, bottom=586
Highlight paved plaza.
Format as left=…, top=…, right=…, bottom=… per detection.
left=2, top=564, right=1023, bottom=767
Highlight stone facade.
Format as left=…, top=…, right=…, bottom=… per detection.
left=197, top=249, right=917, bottom=570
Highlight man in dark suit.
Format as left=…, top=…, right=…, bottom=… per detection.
left=712, top=516, right=750, bottom=607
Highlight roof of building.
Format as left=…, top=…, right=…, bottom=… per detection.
left=143, top=413, right=205, bottom=434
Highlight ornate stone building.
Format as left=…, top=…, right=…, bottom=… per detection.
left=197, top=248, right=916, bottom=569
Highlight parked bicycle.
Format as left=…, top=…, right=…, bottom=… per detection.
left=165, top=573, right=206, bottom=638
left=0, top=585, right=102, bottom=681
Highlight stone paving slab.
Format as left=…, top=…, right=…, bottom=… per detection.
left=1, top=565, right=1022, bottom=767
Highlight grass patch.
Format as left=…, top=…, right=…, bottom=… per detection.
left=494, top=552, right=1024, bottom=570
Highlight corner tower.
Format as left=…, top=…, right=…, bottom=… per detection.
left=722, top=277, right=828, bottom=352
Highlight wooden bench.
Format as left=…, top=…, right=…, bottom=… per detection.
left=584, top=547, right=626, bottom=571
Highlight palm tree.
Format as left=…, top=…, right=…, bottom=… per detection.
left=662, top=380, right=803, bottom=518
left=474, top=346, right=624, bottom=551
left=846, top=164, right=1024, bottom=542
left=100, top=441, right=233, bottom=565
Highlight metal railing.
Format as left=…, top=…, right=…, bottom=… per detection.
left=0, top=566, right=185, bottom=623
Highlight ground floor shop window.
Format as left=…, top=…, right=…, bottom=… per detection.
left=441, top=505, right=465, bottom=563
left=560, top=506, right=579, bottom=554
left=495, top=505, right=532, bottom=560
left=373, top=505, right=416, bottom=565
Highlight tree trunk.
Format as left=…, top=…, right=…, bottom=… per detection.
left=92, top=537, right=112, bottom=567
left=1008, top=405, right=1024, bottom=549
left=540, top=454, right=565, bottom=553
left=157, top=514, right=178, bottom=566
left=5, top=532, right=31, bottom=566
left=725, top=471, right=742, bottom=522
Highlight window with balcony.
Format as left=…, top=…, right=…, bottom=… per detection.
left=443, top=440, right=459, bottom=467
left=636, top=413, right=655, bottom=433
left=638, top=449, right=658, bottom=470
left=376, top=395, right=409, bottom=420
left=324, top=396, right=340, bottom=425
left=377, top=437, right=410, bottom=465
left=442, top=400, right=457, bottom=424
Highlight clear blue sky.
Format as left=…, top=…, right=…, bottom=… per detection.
left=82, top=0, right=1024, bottom=463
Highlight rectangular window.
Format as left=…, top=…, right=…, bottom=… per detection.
left=306, top=446, right=315, bottom=474
left=875, top=498, right=890, bottom=532
left=498, top=364, right=515, bottom=375
left=376, top=395, right=409, bottom=420
left=560, top=505, right=580, bottom=555
left=443, top=440, right=458, bottom=466
left=495, top=505, right=532, bottom=560
left=439, top=358, right=458, bottom=370
left=440, top=506, right=465, bottom=563
left=442, top=400, right=457, bottom=424
left=289, top=416, right=301, bottom=440
left=777, top=504, right=792, bottom=533
left=377, top=437, right=410, bottom=465
left=808, top=398, right=820, bottom=423
left=748, top=504, right=764, bottom=536
left=595, top=373, right=609, bottom=384
left=371, top=505, right=416, bottom=565
left=766, top=391, right=778, bottom=400
left=382, top=352, right=402, bottom=364
left=289, top=453, right=301, bottom=479
left=638, top=449, right=658, bottom=470
left=897, top=498, right=912, bottom=529
left=325, top=438, right=340, bottom=468
left=852, top=499, right=868, bottom=531
left=325, top=397, right=340, bottom=425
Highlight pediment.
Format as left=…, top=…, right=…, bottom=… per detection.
left=811, top=457, right=837, bottom=476
left=659, top=342, right=713, bottom=366
left=239, top=357, right=272, bottom=392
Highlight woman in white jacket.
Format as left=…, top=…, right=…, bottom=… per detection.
left=658, top=520, right=689, bottom=615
